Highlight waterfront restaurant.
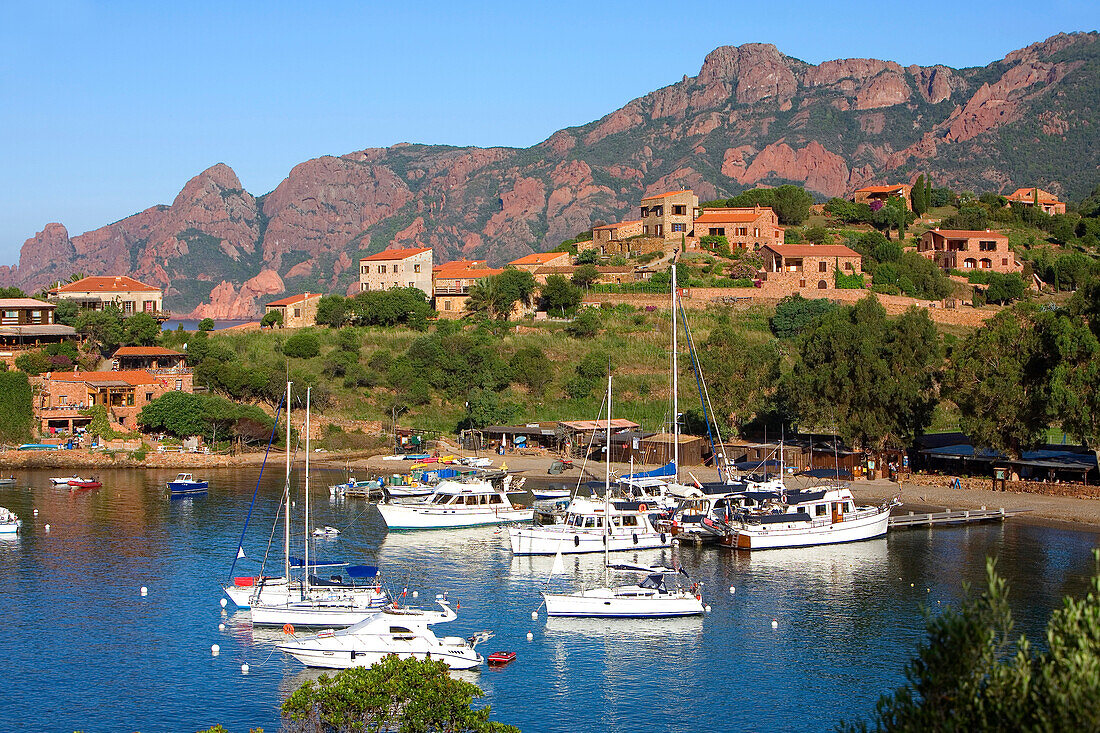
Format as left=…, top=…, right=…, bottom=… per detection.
left=0, top=298, right=78, bottom=361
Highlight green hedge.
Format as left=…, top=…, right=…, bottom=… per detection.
left=0, top=372, right=33, bottom=445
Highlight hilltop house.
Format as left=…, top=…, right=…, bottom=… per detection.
left=34, top=368, right=190, bottom=434
left=0, top=298, right=78, bottom=363
left=359, top=248, right=433, bottom=297
left=432, top=261, right=502, bottom=318
left=694, top=206, right=785, bottom=251
left=640, top=190, right=699, bottom=242
left=588, top=221, right=644, bottom=253
left=1005, top=187, right=1066, bottom=215
left=264, top=292, right=321, bottom=328
left=507, top=251, right=572, bottom=273
left=760, top=244, right=863, bottom=290
left=111, top=346, right=189, bottom=375
left=49, top=275, right=164, bottom=316
left=917, top=229, right=1021, bottom=273
left=852, top=184, right=913, bottom=210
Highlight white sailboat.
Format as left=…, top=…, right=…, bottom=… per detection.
left=277, top=595, right=489, bottom=670
left=0, top=507, right=21, bottom=535
left=250, top=387, right=388, bottom=626
left=542, top=373, right=704, bottom=618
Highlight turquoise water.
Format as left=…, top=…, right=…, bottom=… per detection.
left=0, top=468, right=1097, bottom=732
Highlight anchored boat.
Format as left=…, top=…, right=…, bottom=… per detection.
left=0, top=507, right=21, bottom=535
left=167, top=473, right=208, bottom=494
left=375, top=478, right=532, bottom=529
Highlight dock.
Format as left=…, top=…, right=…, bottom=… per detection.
left=888, top=506, right=1032, bottom=529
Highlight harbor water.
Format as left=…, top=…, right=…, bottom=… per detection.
left=1, top=468, right=1097, bottom=732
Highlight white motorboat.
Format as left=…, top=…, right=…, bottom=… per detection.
left=716, top=485, right=894, bottom=550
left=277, top=596, right=489, bottom=670
left=0, top=507, right=21, bottom=535
left=312, top=525, right=340, bottom=537
left=376, top=478, right=532, bottom=529
left=509, top=496, right=670, bottom=555
left=50, top=476, right=88, bottom=485
left=544, top=563, right=704, bottom=618
left=532, top=488, right=572, bottom=501
left=384, top=484, right=435, bottom=499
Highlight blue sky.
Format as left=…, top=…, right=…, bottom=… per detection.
left=1, top=1, right=1097, bottom=265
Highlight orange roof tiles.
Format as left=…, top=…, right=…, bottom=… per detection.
left=54, top=275, right=160, bottom=293
left=434, top=267, right=503, bottom=281
left=508, top=252, right=569, bottom=266
left=433, top=260, right=486, bottom=273
left=1006, top=187, right=1062, bottom=203
left=855, top=184, right=908, bottom=194
left=265, top=292, right=319, bottom=307
left=47, top=370, right=160, bottom=385
left=641, top=190, right=693, bottom=201
left=764, top=245, right=861, bottom=258
left=112, top=346, right=184, bottom=357
left=926, top=229, right=1008, bottom=239
left=593, top=220, right=642, bottom=230
left=359, top=247, right=431, bottom=262
left=695, top=210, right=767, bottom=224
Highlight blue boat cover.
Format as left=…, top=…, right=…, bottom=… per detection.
left=620, top=462, right=676, bottom=480
left=346, top=565, right=379, bottom=578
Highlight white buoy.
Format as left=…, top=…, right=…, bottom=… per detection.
left=241, top=663, right=249, bottom=674
left=140, top=586, right=147, bottom=596
left=218, top=623, right=225, bottom=631
left=704, top=605, right=712, bottom=613
left=531, top=611, right=538, bottom=620
left=771, top=619, right=778, bottom=629
left=412, top=590, right=418, bottom=598
left=911, top=583, right=915, bottom=587
left=44, top=524, right=50, bottom=532
left=729, top=586, right=736, bottom=594
left=526, top=632, right=533, bottom=641
left=33, top=509, right=38, bottom=516
left=211, top=644, right=220, bottom=655
left=220, top=598, right=228, bottom=608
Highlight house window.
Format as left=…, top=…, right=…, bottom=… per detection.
left=653, top=206, right=663, bottom=216
left=709, top=228, right=725, bottom=236
left=293, top=308, right=301, bottom=318
left=444, top=301, right=451, bottom=311
left=737, top=227, right=748, bottom=236
left=59, top=395, right=67, bottom=406
left=143, top=301, right=155, bottom=312
left=672, top=205, right=686, bottom=215
left=819, top=262, right=828, bottom=272
left=414, top=264, right=421, bottom=273
left=379, top=265, right=387, bottom=274
left=672, top=223, right=685, bottom=233
left=1002, top=258, right=1008, bottom=266
left=146, top=392, right=153, bottom=402
left=640, top=207, right=649, bottom=217
left=654, top=224, right=663, bottom=237
left=126, top=393, right=135, bottom=406
left=754, top=228, right=760, bottom=237
left=123, top=301, right=134, bottom=314
left=844, top=262, right=854, bottom=271
left=361, top=283, right=368, bottom=291
left=979, top=241, right=997, bottom=252
left=643, top=226, right=649, bottom=235
left=175, top=380, right=183, bottom=391
left=361, top=265, right=367, bottom=274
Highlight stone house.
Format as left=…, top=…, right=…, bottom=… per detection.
left=0, top=298, right=78, bottom=365
left=432, top=262, right=503, bottom=318
left=917, top=229, right=1021, bottom=274
left=532, top=266, right=636, bottom=285
left=507, top=251, right=572, bottom=273
left=760, top=244, right=863, bottom=290
left=1005, top=187, right=1066, bottom=215
left=694, top=206, right=785, bottom=250
left=852, top=184, right=913, bottom=210
left=640, top=190, right=699, bottom=241
left=49, top=275, right=164, bottom=316
left=34, top=369, right=189, bottom=434
left=588, top=220, right=644, bottom=252
left=264, top=292, right=321, bottom=328
left=359, top=248, right=433, bottom=297
left=112, top=346, right=188, bottom=374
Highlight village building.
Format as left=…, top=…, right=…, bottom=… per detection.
left=432, top=262, right=502, bottom=318
left=111, top=346, right=190, bottom=376
left=694, top=206, right=785, bottom=250
left=640, top=190, right=699, bottom=242
left=1005, top=187, right=1066, bottom=215
left=507, top=251, right=572, bottom=273
left=358, top=248, right=433, bottom=297
left=34, top=369, right=190, bottom=434
left=588, top=221, right=644, bottom=253
left=852, top=184, right=913, bottom=210
left=531, top=265, right=636, bottom=286
left=759, top=244, right=863, bottom=290
left=0, top=298, right=77, bottom=363
left=49, top=275, right=164, bottom=316
left=917, top=229, right=1021, bottom=273
left=264, top=292, right=321, bottom=328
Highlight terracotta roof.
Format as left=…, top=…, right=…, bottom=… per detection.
left=508, top=252, right=570, bottom=266
left=764, top=245, right=861, bottom=258
left=112, top=346, right=184, bottom=357
left=433, top=260, right=486, bottom=272
left=434, top=268, right=503, bottom=281
left=359, top=247, right=431, bottom=262
left=1006, top=187, right=1062, bottom=203
left=641, top=190, right=693, bottom=201
left=265, top=292, right=320, bottom=307
left=53, top=276, right=160, bottom=293
left=925, top=229, right=1008, bottom=239
left=46, top=370, right=160, bottom=386
left=0, top=298, right=54, bottom=309
left=695, top=210, right=767, bottom=224
left=593, top=220, right=642, bottom=230
left=534, top=266, right=633, bottom=275
left=855, top=185, right=908, bottom=194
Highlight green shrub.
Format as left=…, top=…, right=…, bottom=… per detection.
left=0, top=371, right=33, bottom=445
left=282, top=331, right=320, bottom=359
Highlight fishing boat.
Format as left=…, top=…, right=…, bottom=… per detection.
left=68, top=478, right=101, bottom=489
left=375, top=477, right=532, bottom=529
left=167, top=473, right=208, bottom=494
left=0, top=507, right=21, bottom=535
left=51, top=476, right=87, bottom=485
left=277, top=596, right=490, bottom=670
left=714, top=485, right=894, bottom=550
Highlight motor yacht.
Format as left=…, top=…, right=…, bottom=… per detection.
left=510, top=496, right=671, bottom=556
left=376, top=478, right=531, bottom=529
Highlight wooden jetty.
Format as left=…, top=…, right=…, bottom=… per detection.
left=888, top=506, right=1032, bottom=529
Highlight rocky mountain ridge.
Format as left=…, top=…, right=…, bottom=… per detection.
left=4, top=32, right=1097, bottom=317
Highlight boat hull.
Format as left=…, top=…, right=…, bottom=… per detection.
left=250, top=600, right=387, bottom=627
left=168, top=481, right=208, bottom=493
left=722, top=507, right=890, bottom=550
left=377, top=504, right=533, bottom=530
left=509, top=527, right=671, bottom=555
left=278, top=638, right=482, bottom=670
left=0, top=522, right=20, bottom=535
left=543, top=590, right=703, bottom=618
left=222, top=578, right=383, bottom=609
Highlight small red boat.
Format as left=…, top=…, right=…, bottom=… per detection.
left=487, top=651, right=516, bottom=667
left=69, top=479, right=102, bottom=489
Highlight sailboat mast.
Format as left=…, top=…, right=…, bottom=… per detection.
left=304, top=386, right=311, bottom=594
left=605, top=370, right=612, bottom=580
left=671, top=253, right=679, bottom=482
left=284, top=381, right=292, bottom=584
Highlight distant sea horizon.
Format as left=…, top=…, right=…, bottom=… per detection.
left=160, top=318, right=256, bottom=331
